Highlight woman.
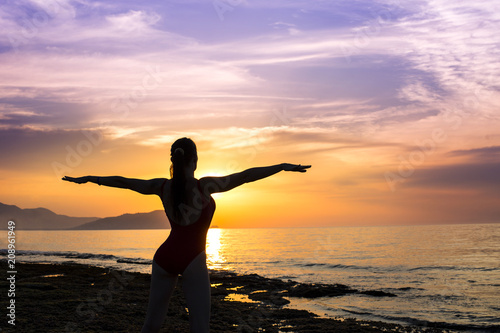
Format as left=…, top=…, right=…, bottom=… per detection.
left=63, top=137, right=310, bottom=332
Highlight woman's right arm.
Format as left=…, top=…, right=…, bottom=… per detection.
left=201, top=163, right=310, bottom=194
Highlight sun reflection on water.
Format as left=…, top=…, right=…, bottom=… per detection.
left=206, top=228, right=228, bottom=270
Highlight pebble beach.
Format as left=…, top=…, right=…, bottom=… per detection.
left=0, top=262, right=455, bottom=332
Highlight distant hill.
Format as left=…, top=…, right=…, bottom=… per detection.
left=0, top=202, right=170, bottom=230
left=72, top=210, right=169, bottom=230
left=0, top=202, right=98, bottom=230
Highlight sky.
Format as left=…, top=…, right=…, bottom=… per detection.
left=1, top=0, right=499, bottom=227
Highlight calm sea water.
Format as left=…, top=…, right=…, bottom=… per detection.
left=1, top=224, right=499, bottom=332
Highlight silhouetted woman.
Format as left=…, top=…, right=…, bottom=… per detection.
left=63, top=137, right=310, bottom=332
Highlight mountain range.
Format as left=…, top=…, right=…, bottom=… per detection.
left=0, top=202, right=170, bottom=230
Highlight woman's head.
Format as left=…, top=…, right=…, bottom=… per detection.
left=170, top=137, right=197, bottom=178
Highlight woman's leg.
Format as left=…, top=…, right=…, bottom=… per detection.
left=182, top=251, right=211, bottom=333
left=142, top=260, right=178, bottom=333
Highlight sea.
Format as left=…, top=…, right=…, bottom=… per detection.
left=1, top=223, right=499, bottom=332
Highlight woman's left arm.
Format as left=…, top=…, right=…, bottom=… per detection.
left=200, top=163, right=311, bottom=194
left=62, top=176, right=165, bottom=195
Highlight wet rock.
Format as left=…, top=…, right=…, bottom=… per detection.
left=287, top=283, right=357, bottom=298
left=359, top=290, right=397, bottom=297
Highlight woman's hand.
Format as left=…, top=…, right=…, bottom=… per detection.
left=62, top=176, right=89, bottom=184
left=282, top=163, right=311, bottom=173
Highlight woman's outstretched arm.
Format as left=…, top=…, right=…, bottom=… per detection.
left=62, top=176, right=165, bottom=195
left=201, top=163, right=311, bottom=194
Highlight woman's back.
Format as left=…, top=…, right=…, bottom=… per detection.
left=154, top=178, right=216, bottom=275
left=160, top=177, right=214, bottom=226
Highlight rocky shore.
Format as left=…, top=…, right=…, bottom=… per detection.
left=0, top=262, right=454, bottom=332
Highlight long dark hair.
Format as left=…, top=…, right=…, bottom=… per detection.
left=170, top=137, right=197, bottom=221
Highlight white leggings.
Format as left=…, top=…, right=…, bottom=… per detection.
left=142, top=251, right=210, bottom=333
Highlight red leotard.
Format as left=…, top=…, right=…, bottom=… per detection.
left=153, top=179, right=216, bottom=275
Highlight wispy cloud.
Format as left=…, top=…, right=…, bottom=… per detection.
left=392, top=0, right=500, bottom=111
left=1, top=0, right=499, bottom=224
left=2, top=0, right=498, bottom=138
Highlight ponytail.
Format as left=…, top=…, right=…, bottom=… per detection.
left=169, top=138, right=197, bottom=221
left=171, top=148, right=185, bottom=220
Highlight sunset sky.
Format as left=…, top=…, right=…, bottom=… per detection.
left=1, top=0, right=499, bottom=227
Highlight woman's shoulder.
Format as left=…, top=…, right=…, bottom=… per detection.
left=198, top=177, right=220, bottom=196
left=152, top=178, right=169, bottom=197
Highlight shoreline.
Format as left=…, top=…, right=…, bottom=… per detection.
left=0, top=262, right=460, bottom=332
